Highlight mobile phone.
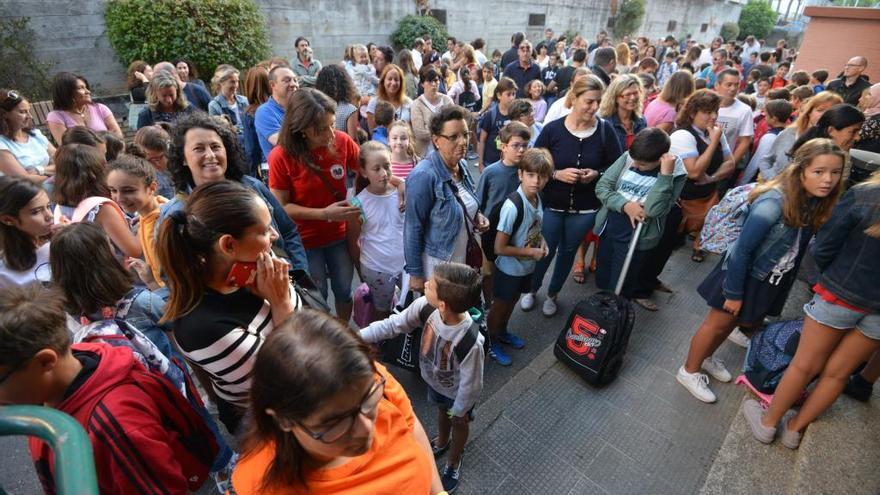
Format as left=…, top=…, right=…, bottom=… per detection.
left=226, top=262, right=258, bottom=288
left=349, top=196, right=366, bottom=224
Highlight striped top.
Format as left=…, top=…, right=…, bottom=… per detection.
left=172, top=285, right=301, bottom=406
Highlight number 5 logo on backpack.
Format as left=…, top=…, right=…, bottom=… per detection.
left=565, top=315, right=606, bottom=359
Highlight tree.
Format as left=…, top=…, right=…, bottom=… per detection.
left=391, top=15, right=450, bottom=51
left=614, top=0, right=646, bottom=39
left=0, top=15, right=54, bottom=100
left=738, top=0, right=778, bottom=40
left=720, top=22, right=740, bottom=41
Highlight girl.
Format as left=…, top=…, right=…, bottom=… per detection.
left=478, top=77, right=517, bottom=171
left=347, top=142, right=405, bottom=321
left=157, top=180, right=300, bottom=434
left=133, top=124, right=175, bottom=198
left=53, top=144, right=142, bottom=259
left=527, top=80, right=548, bottom=123
left=107, top=154, right=168, bottom=288
left=481, top=62, right=498, bottom=113
left=677, top=139, right=845, bottom=404
left=0, top=176, right=53, bottom=288
left=389, top=120, right=418, bottom=180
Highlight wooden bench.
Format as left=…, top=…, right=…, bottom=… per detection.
left=28, top=99, right=137, bottom=145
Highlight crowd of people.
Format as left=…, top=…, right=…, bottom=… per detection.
left=0, top=24, right=878, bottom=495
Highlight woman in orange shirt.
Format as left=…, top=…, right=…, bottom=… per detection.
left=231, top=309, right=444, bottom=495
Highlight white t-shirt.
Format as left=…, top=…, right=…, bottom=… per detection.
left=0, top=130, right=50, bottom=173
left=0, top=242, right=50, bottom=289
left=716, top=98, right=754, bottom=153
left=669, top=127, right=732, bottom=162
left=543, top=98, right=572, bottom=124
left=412, top=49, right=423, bottom=71
left=356, top=188, right=405, bottom=274
left=474, top=50, right=488, bottom=67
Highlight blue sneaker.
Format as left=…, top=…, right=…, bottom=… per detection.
left=499, top=331, right=525, bottom=349
left=489, top=343, right=512, bottom=366
left=441, top=461, right=462, bottom=493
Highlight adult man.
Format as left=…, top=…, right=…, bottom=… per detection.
left=827, top=56, right=871, bottom=106
left=698, top=38, right=722, bottom=68
left=698, top=49, right=729, bottom=88
left=472, top=38, right=488, bottom=66
left=503, top=40, right=541, bottom=98
left=714, top=69, right=754, bottom=180
left=254, top=65, right=298, bottom=163
left=422, top=34, right=434, bottom=58
left=550, top=48, right=586, bottom=98
left=588, top=30, right=608, bottom=53
left=501, top=32, right=526, bottom=68
left=590, top=47, right=616, bottom=86
left=536, top=28, right=556, bottom=54
left=411, top=38, right=424, bottom=70
left=753, top=52, right=775, bottom=79
left=442, top=37, right=456, bottom=62
left=292, top=37, right=321, bottom=87
left=153, top=61, right=211, bottom=111
left=657, top=35, right=676, bottom=61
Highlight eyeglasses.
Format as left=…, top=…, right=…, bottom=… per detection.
left=292, top=375, right=386, bottom=443
left=618, top=91, right=641, bottom=99
left=508, top=143, right=528, bottom=151
left=844, top=63, right=864, bottom=68
left=438, top=132, right=470, bottom=143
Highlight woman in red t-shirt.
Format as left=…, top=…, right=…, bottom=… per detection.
left=268, top=88, right=362, bottom=321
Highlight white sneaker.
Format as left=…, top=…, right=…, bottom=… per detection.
left=520, top=292, right=536, bottom=311
left=701, top=356, right=733, bottom=383
left=676, top=366, right=717, bottom=403
left=542, top=296, right=558, bottom=317
left=727, top=328, right=750, bottom=348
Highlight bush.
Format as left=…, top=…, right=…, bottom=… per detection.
left=105, top=0, right=271, bottom=81
left=390, top=15, right=450, bottom=51
left=720, top=22, right=740, bottom=41
left=738, top=0, right=777, bottom=40
left=0, top=15, right=54, bottom=100
left=614, top=0, right=646, bottom=39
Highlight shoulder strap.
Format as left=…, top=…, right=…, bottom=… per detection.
left=418, top=302, right=436, bottom=325
left=453, top=321, right=480, bottom=363
left=508, top=191, right=526, bottom=236
left=73, top=197, right=124, bottom=223
left=310, top=167, right=344, bottom=201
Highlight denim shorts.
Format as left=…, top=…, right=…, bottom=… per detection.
left=427, top=385, right=475, bottom=421
left=804, top=294, right=880, bottom=341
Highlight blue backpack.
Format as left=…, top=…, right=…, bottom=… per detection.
left=743, top=319, right=803, bottom=393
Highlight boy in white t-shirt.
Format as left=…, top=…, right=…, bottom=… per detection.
left=714, top=69, right=754, bottom=171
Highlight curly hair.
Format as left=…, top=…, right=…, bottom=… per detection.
left=167, top=114, right=245, bottom=193
left=675, top=89, right=721, bottom=128
left=315, top=64, right=357, bottom=105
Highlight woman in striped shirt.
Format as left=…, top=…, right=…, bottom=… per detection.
left=157, top=180, right=301, bottom=434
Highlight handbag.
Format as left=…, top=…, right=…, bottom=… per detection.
left=290, top=269, right=331, bottom=313
left=448, top=181, right=484, bottom=270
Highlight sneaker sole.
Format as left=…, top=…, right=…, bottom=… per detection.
left=676, top=374, right=717, bottom=403
left=701, top=366, right=733, bottom=383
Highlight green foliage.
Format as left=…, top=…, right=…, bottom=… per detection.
left=104, top=0, right=270, bottom=80
left=720, top=22, right=740, bottom=41
left=738, top=0, right=777, bottom=40
left=0, top=16, right=54, bottom=100
left=614, top=0, right=646, bottom=38
left=390, top=15, right=450, bottom=50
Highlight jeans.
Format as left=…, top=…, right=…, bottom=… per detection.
left=531, top=210, right=596, bottom=295
left=306, top=239, right=354, bottom=304
left=595, top=236, right=647, bottom=298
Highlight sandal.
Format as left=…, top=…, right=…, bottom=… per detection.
left=572, top=262, right=586, bottom=284
left=691, top=249, right=705, bottom=263
left=431, top=436, right=450, bottom=457
left=654, top=281, right=674, bottom=293
left=633, top=298, right=659, bottom=311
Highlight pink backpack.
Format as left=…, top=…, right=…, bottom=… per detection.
left=53, top=196, right=125, bottom=224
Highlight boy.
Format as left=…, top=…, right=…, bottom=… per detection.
left=754, top=77, right=770, bottom=109
left=476, top=122, right=531, bottom=305
left=810, top=69, right=829, bottom=94
left=371, top=100, right=394, bottom=146
left=0, top=284, right=218, bottom=494
left=359, top=262, right=484, bottom=494
left=507, top=100, right=543, bottom=147
left=657, top=51, right=678, bottom=88
left=748, top=99, right=794, bottom=184
left=486, top=149, right=552, bottom=366
left=593, top=128, right=686, bottom=311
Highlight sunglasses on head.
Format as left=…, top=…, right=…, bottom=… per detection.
left=1, top=90, right=22, bottom=112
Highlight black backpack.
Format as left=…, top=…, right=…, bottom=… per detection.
left=458, top=89, right=479, bottom=113
left=481, top=191, right=525, bottom=262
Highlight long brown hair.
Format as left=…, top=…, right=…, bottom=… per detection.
left=244, top=66, right=271, bottom=115
left=240, top=309, right=376, bottom=491
left=277, top=88, right=337, bottom=172
left=749, top=138, right=845, bottom=230
left=659, top=71, right=696, bottom=109
left=53, top=144, right=110, bottom=206
left=156, top=180, right=263, bottom=321
left=377, top=64, right=407, bottom=107
left=0, top=176, right=46, bottom=271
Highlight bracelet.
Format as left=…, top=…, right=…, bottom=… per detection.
left=552, top=170, right=558, bottom=180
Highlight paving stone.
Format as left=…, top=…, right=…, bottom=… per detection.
left=504, top=438, right=588, bottom=494
left=584, top=443, right=677, bottom=495
left=447, top=447, right=509, bottom=495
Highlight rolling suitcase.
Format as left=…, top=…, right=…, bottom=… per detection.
left=554, top=222, right=642, bottom=386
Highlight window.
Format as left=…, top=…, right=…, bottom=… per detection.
left=607, top=16, right=616, bottom=28
left=667, top=20, right=677, bottom=32
left=429, top=9, right=447, bottom=26
left=528, top=14, right=546, bottom=27
left=700, top=23, right=709, bottom=32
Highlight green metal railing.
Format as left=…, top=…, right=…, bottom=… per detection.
left=0, top=406, right=98, bottom=495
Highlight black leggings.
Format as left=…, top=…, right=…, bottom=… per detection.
left=633, top=205, right=683, bottom=298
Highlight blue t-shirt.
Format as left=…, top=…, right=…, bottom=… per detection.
left=254, top=97, right=285, bottom=162
left=478, top=106, right=510, bottom=165
left=0, top=130, right=50, bottom=172
left=476, top=160, right=520, bottom=216
left=495, top=187, right=543, bottom=277
left=372, top=126, right=389, bottom=146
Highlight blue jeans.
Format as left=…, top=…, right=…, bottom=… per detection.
left=306, top=239, right=354, bottom=304
left=531, top=210, right=596, bottom=295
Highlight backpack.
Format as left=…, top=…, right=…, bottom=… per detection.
left=699, top=183, right=757, bottom=255
left=481, top=191, right=526, bottom=262
left=53, top=196, right=126, bottom=225
left=743, top=319, right=803, bottom=393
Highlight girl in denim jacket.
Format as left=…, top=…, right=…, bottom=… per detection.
left=677, top=139, right=846, bottom=403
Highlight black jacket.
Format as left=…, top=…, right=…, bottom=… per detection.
left=827, top=75, right=871, bottom=106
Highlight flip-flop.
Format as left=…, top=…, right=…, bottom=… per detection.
left=572, top=262, right=586, bottom=284
left=633, top=298, right=659, bottom=311
left=431, top=436, right=450, bottom=457
left=691, top=249, right=705, bottom=263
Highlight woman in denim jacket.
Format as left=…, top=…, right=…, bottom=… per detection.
left=207, top=66, right=249, bottom=145
left=744, top=169, right=880, bottom=448
left=677, top=139, right=846, bottom=404
left=404, top=105, right=489, bottom=292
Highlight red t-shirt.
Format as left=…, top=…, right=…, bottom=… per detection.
left=268, top=131, right=360, bottom=249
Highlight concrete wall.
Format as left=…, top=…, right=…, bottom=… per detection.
left=4, top=0, right=742, bottom=97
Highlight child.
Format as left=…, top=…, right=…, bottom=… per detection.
left=770, top=62, right=790, bottom=89
left=789, top=85, right=814, bottom=116
left=388, top=120, right=419, bottom=180
left=477, top=77, right=517, bottom=171
left=486, top=149, right=552, bottom=366
left=810, top=69, right=829, bottom=94
left=351, top=44, right=378, bottom=99
left=133, top=125, right=174, bottom=199
left=476, top=121, right=531, bottom=306
left=0, top=176, right=53, bottom=288
left=741, top=99, right=794, bottom=185
left=371, top=100, right=394, bottom=146
left=526, top=80, right=548, bottom=123
left=0, top=283, right=219, bottom=494
left=491, top=49, right=503, bottom=79
left=107, top=154, right=168, bottom=288
left=657, top=51, right=678, bottom=88
left=99, top=130, right=124, bottom=161
left=359, top=262, right=484, bottom=494
left=507, top=99, right=543, bottom=147
left=677, top=138, right=845, bottom=403
left=593, top=128, right=686, bottom=311
left=754, top=78, right=770, bottom=109
left=480, top=62, right=498, bottom=113
left=347, top=142, right=404, bottom=322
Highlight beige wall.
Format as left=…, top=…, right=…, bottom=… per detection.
left=796, top=7, right=880, bottom=85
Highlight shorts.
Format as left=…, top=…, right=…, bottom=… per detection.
left=492, top=268, right=533, bottom=302
left=804, top=294, right=880, bottom=341
left=360, top=265, right=401, bottom=311
left=427, top=385, right=475, bottom=421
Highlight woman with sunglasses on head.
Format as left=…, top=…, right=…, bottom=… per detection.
left=231, top=309, right=443, bottom=495
left=0, top=89, right=55, bottom=182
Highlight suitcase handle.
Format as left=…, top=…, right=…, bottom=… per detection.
left=614, top=221, right=644, bottom=296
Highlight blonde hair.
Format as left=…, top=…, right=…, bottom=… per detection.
left=388, top=120, right=418, bottom=161
left=358, top=140, right=390, bottom=171
left=599, top=74, right=644, bottom=119
left=791, top=91, right=843, bottom=136
left=352, top=44, right=368, bottom=62
left=616, top=43, right=631, bottom=67
left=210, top=65, right=240, bottom=95
left=147, top=73, right=188, bottom=112
left=565, top=75, right=606, bottom=109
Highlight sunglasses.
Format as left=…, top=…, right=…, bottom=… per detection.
left=1, top=90, right=22, bottom=112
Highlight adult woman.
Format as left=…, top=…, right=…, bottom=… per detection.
left=268, top=89, right=361, bottom=320
left=242, top=66, right=271, bottom=176
left=519, top=77, right=624, bottom=316
left=404, top=105, right=489, bottom=291
left=46, top=72, right=123, bottom=145
left=669, top=90, right=735, bottom=262
left=127, top=60, right=153, bottom=104
left=208, top=66, right=248, bottom=141
left=157, top=180, right=301, bottom=434
left=366, top=64, right=412, bottom=132
left=315, top=64, right=360, bottom=142
left=174, top=58, right=206, bottom=88
left=0, top=89, right=54, bottom=180
left=854, top=83, right=880, bottom=154
left=535, top=44, right=550, bottom=70
left=411, top=67, right=455, bottom=158
left=395, top=49, right=420, bottom=100
left=231, top=310, right=442, bottom=494
left=616, top=43, right=632, bottom=73
left=599, top=74, right=647, bottom=151
left=0, top=176, right=53, bottom=288
left=137, top=73, right=196, bottom=129
left=644, top=71, right=695, bottom=133
left=645, top=45, right=657, bottom=61
left=543, top=68, right=591, bottom=124
left=789, top=104, right=865, bottom=154
left=684, top=46, right=702, bottom=70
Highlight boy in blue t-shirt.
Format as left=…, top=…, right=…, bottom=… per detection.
left=485, top=149, right=553, bottom=365
left=371, top=100, right=394, bottom=146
